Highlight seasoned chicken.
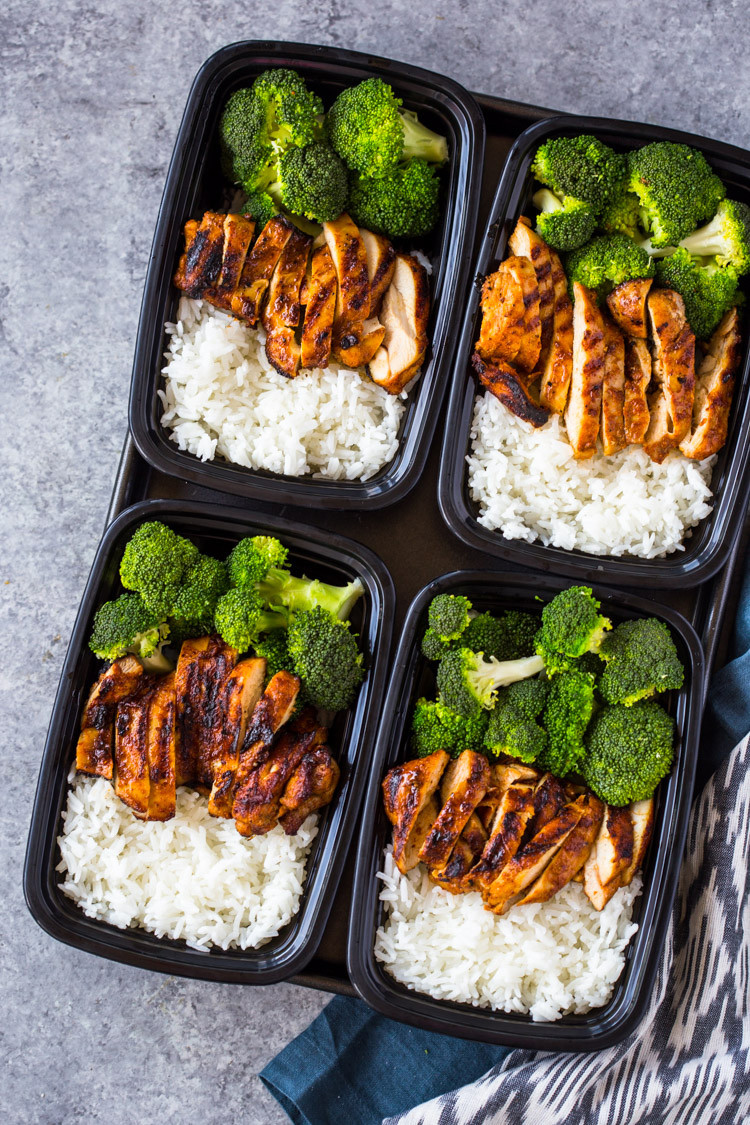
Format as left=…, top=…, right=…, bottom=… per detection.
left=262, top=225, right=313, bottom=377
left=539, top=249, right=574, bottom=413
left=229, top=670, right=301, bottom=809
left=114, top=682, right=156, bottom=819
left=230, top=215, right=295, bottom=325
left=323, top=213, right=371, bottom=354
left=622, top=797, right=655, bottom=886
left=565, top=282, right=606, bottom=458
left=680, top=306, right=741, bottom=460
left=174, top=636, right=238, bottom=789
left=643, top=288, right=696, bottom=463
left=300, top=244, right=337, bottom=370
left=606, top=278, right=653, bottom=339
left=206, top=213, right=256, bottom=310
left=145, top=672, right=177, bottom=822
left=430, top=814, right=487, bottom=895
left=279, top=743, right=340, bottom=836
left=175, top=211, right=226, bottom=297
left=476, top=255, right=541, bottom=373
left=508, top=216, right=555, bottom=366
left=360, top=228, right=396, bottom=314
left=583, top=804, right=634, bottom=909
left=173, top=219, right=199, bottom=291
left=368, top=254, right=430, bottom=394
left=382, top=750, right=449, bottom=874
left=76, top=656, right=148, bottom=779
left=472, top=353, right=550, bottom=428
left=475, top=761, right=540, bottom=831
left=518, top=793, right=604, bottom=905
left=419, top=750, right=490, bottom=870
left=525, top=772, right=567, bottom=837
left=464, top=780, right=537, bottom=891
left=208, top=657, right=267, bottom=818
left=623, top=338, right=652, bottom=444
left=600, top=317, right=627, bottom=456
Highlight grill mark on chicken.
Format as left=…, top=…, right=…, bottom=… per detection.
left=606, top=278, right=653, bottom=339
left=76, top=656, right=148, bottom=779
left=279, top=744, right=340, bottom=836
left=208, top=657, right=267, bottom=818
left=565, top=282, right=606, bottom=458
left=324, top=214, right=371, bottom=353
left=518, top=793, right=604, bottom=905
left=464, top=781, right=537, bottom=891
left=418, top=750, right=490, bottom=870
left=382, top=750, right=449, bottom=873
left=173, top=220, right=200, bottom=291
left=476, top=255, right=541, bottom=373
left=643, top=288, right=696, bottom=463
left=205, top=213, right=256, bottom=310
left=583, top=803, right=634, bottom=909
left=114, top=682, right=156, bottom=819
left=472, top=352, right=550, bottom=427
left=623, top=337, right=652, bottom=443
left=300, top=244, right=337, bottom=369
left=539, top=249, right=574, bottom=413
left=368, top=254, right=430, bottom=394
left=180, top=212, right=226, bottom=296
left=600, top=317, right=627, bottom=456
left=230, top=215, right=295, bottom=325
left=174, top=636, right=237, bottom=790
left=145, top=672, right=177, bottom=822
left=228, top=670, right=301, bottom=818
left=233, top=715, right=326, bottom=837
left=508, top=216, right=554, bottom=368
left=262, top=226, right=313, bottom=377
left=361, top=229, right=396, bottom=315
left=680, top=307, right=741, bottom=460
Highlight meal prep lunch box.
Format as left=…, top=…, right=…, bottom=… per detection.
left=24, top=499, right=394, bottom=984
left=438, top=115, right=750, bottom=589
left=128, top=41, right=485, bottom=510
left=348, top=571, right=704, bottom=1049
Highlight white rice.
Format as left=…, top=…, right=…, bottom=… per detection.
left=57, top=776, right=318, bottom=952
left=159, top=297, right=407, bottom=481
left=375, top=847, right=641, bottom=1021
left=467, top=392, right=715, bottom=558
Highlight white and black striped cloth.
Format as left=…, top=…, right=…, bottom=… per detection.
left=386, top=735, right=750, bottom=1125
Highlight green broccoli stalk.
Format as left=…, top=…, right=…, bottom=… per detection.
left=410, top=698, right=488, bottom=758
left=286, top=606, right=364, bottom=711
left=266, top=141, right=348, bottom=224
left=256, top=569, right=364, bottom=621
left=169, top=554, right=229, bottom=643
left=89, top=593, right=172, bottom=673
left=654, top=248, right=739, bottom=339
left=532, top=135, right=626, bottom=216
left=539, top=669, right=595, bottom=777
left=565, top=233, right=656, bottom=300
left=348, top=160, right=441, bottom=240
left=582, top=700, right=674, bottom=805
left=436, top=648, right=545, bottom=718
left=627, top=141, right=725, bottom=248
left=668, top=199, right=750, bottom=274
left=119, top=521, right=199, bottom=618
left=484, top=678, right=550, bottom=763
left=214, top=587, right=287, bottom=654
left=227, top=535, right=289, bottom=588
left=532, top=188, right=597, bottom=251
left=599, top=618, right=684, bottom=705
left=535, top=585, right=611, bottom=675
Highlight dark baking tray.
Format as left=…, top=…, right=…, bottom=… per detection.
left=347, top=572, right=703, bottom=1050
left=23, top=499, right=394, bottom=984
left=128, top=40, right=485, bottom=510
left=439, top=114, right=750, bottom=589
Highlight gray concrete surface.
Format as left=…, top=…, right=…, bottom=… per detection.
left=1, top=1, right=748, bottom=1122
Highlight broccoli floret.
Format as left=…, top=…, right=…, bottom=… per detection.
left=599, top=188, right=643, bottom=240
left=267, top=141, right=348, bottom=224
left=421, top=628, right=451, bottom=661
left=582, top=701, right=674, bottom=805
left=436, top=647, right=545, bottom=718
left=565, top=233, right=656, bottom=300
left=535, top=586, right=611, bottom=676
left=485, top=678, right=550, bottom=763
left=169, top=554, right=229, bottom=642
left=348, top=160, right=441, bottom=240
left=533, top=188, right=597, bottom=251
left=242, top=189, right=278, bottom=229
left=410, top=699, right=488, bottom=757
left=227, top=535, right=289, bottom=588
left=654, top=248, right=739, bottom=339
left=253, top=628, right=294, bottom=680
left=257, top=568, right=363, bottom=621
left=286, top=606, right=363, bottom=711
left=532, top=135, right=626, bottom=215
left=672, top=199, right=750, bottom=275
left=569, top=650, right=606, bottom=678
left=119, top=521, right=198, bottom=618
left=427, top=594, right=473, bottom=642
left=326, top=78, right=448, bottom=177
left=599, top=618, right=684, bottom=706
left=214, top=587, right=286, bottom=654
left=251, top=68, right=323, bottom=150
left=539, top=669, right=595, bottom=777
left=460, top=610, right=539, bottom=661
left=627, top=142, right=725, bottom=249
left=219, top=88, right=277, bottom=188
left=501, top=677, right=550, bottom=719
left=89, top=593, right=172, bottom=673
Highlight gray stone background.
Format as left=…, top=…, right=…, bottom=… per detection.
left=1, top=1, right=747, bottom=1122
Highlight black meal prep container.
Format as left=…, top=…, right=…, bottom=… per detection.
left=348, top=571, right=704, bottom=1049
left=438, top=114, right=750, bottom=589
left=128, top=41, right=485, bottom=510
left=23, top=499, right=394, bottom=984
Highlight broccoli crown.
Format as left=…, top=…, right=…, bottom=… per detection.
left=348, top=160, right=441, bottom=240
left=599, top=188, right=643, bottom=240
left=119, top=521, right=198, bottom=618
left=532, top=135, right=626, bottom=214
left=421, top=627, right=451, bottom=661
left=582, top=700, right=674, bottom=805
left=89, top=593, right=167, bottom=662
left=535, top=586, right=612, bottom=675
left=677, top=199, right=750, bottom=275
left=627, top=142, right=725, bottom=248
left=257, top=568, right=363, bottom=621
left=251, top=68, right=323, bottom=150
left=287, top=606, right=363, bottom=711
left=599, top=618, right=684, bottom=705
left=272, top=141, right=348, bottom=223
left=533, top=188, right=597, bottom=251
left=485, top=679, right=550, bottom=763
left=539, top=669, right=595, bottom=777
left=460, top=610, right=541, bottom=661
left=565, top=233, right=656, bottom=299
left=219, top=88, right=276, bottom=187
left=501, top=677, right=550, bottom=719
left=436, top=647, right=545, bottom=718
left=227, top=535, right=289, bottom=588
left=411, top=698, right=489, bottom=758
left=170, top=554, right=229, bottom=641
left=427, top=594, right=473, bottom=642
left=242, top=189, right=278, bottom=229
left=655, top=248, right=739, bottom=339
left=254, top=628, right=294, bottom=682
left=569, top=650, right=606, bottom=678
left=214, top=587, right=285, bottom=654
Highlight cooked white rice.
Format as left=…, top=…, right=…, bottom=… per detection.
left=467, top=392, right=715, bottom=558
left=57, top=776, right=318, bottom=951
left=375, top=848, right=641, bottom=1021
left=159, top=298, right=407, bottom=481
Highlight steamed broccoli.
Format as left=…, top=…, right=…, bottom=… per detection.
left=348, top=160, right=441, bottom=239
left=654, top=248, right=739, bottom=339
left=582, top=700, right=674, bottom=805
left=227, top=535, right=289, bottom=588
left=532, top=188, right=597, bottom=251
left=565, top=233, right=655, bottom=300
left=254, top=628, right=294, bottom=682
left=219, top=87, right=277, bottom=188
left=119, top=521, right=198, bottom=618
left=535, top=586, right=611, bottom=675
left=436, top=647, right=544, bottom=718
left=326, top=78, right=448, bottom=177
left=599, top=618, right=684, bottom=705
left=421, top=628, right=451, bottom=661
left=214, top=587, right=286, bottom=653
left=599, top=186, right=643, bottom=240
left=256, top=569, right=363, bottom=621
left=286, top=606, right=363, bottom=711
left=89, top=593, right=171, bottom=673
left=539, top=669, right=595, bottom=777
left=242, top=189, right=278, bottom=229
left=267, top=141, right=348, bottom=223
left=461, top=610, right=540, bottom=661
left=410, top=698, right=488, bottom=757
left=672, top=199, right=750, bottom=275
left=427, top=594, right=473, bottom=643
left=484, top=678, right=549, bottom=763
left=170, top=554, right=229, bottom=642
left=627, top=141, right=725, bottom=248
left=532, top=135, right=626, bottom=215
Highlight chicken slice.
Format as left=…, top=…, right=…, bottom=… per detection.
left=144, top=672, right=177, bottom=822
left=368, top=254, right=430, bottom=394
left=76, top=656, right=148, bottom=779
left=606, top=278, right=653, bottom=339
left=382, top=751, right=449, bottom=874
left=622, top=797, right=655, bottom=886
left=208, top=657, right=267, bottom=818
left=419, top=750, right=490, bottom=870
left=643, top=288, right=696, bottom=463
left=680, top=307, right=741, bottom=460
left=525, top=772, right=567, bottom=837
left=233, top=712, right=326, bottom=837
left=472, top=352, right=550, bottom=428
left=229, top=669, right=301, bottom=807
left=323, top=213, right=371, bottom=355
left=583, top=804, right=634, bottom=909
left=429, top=813, right=489, bottom=895
left=176, top=211, right=226, bottom=297
left=623, top=338, right=652, bottom=444
left=463, top=781, right=537, bottom=891
left=204, top=213, right=256, bottom=311
left=300, top=244, right=337, bottom=369
left=517, top=793, right=604, bottom=905
left=174, top=635, right=238, bottom=790
left=600, top=317, right=627, bottom=455
left=360, top=229, right=396, bottom=314
left=476, top=255, right=541, bottom=373
left=114, top=682, right=156, bottom=819
left=279, top=744, right=340, bottom=835
left=173, top=219, right=200, bottom=291
left=565, top=282, right=606, bottom=458
left=475, top=762, right=540, bottom=831
left=262, top=225, right=313, bottom=378
left=230, top=216, right=295, bottom=325
left=508, top=216, right=555, bottom=367
left=539, top=248, right=574, bottom=413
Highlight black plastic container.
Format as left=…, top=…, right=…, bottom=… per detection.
left=348, top=571, right=704, bottom=1049
left=24, top=499, right=394, bottom=983
left=439, top=115, right=750, bottom=588
left=128, top=41, right=485, bottom=510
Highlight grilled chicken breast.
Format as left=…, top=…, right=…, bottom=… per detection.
left=145, top=672, right=178, bottom=822
left=476, top=255, right=541, bottom=373
left=300, top=244, right=337, bottom=370
left=643, top=288, right=696, bottom=463
left=600, top=318, right=627, bottom=456
left=114, top=682, right=156, bottom=819
left=233, top=712, right=326, bottom=837
left=262, top=225, right=313, bottom=377
left=228, top=670, right=301, bottom=813
left=173, top=219, right=200, bottom=291
left=368, top=254, right=430, bottom=394
left=508, top=216, right=555, bottom=367
left=464, top=780, right=538, bottom=891
left=230, top=215, right=295, bottom=325
left=606, top=278, right=653, bottom=339
left=430, top=813, right=488, bottom=895
left=518, top=793, right=604, bottom=905
left=622, top=797, right=654, bottom=886
left=76, top=656, right=147, bottom=779
left=208, top=657, right=267, bottom=818
left=174, top=636, right=238, bottom=789
left=206, top=213, right=256, bottom=310
left=539, top=249, right=574, bottom=413
left=623, top=338, right=652, bottom=443
left=565, top=282, right=606, bottom=458
left=361, top=229, right=396, bottom=315
left=382, top=750, right=449, bottom=874
left=418, top=750, right=490, bottom=870
left=323, top=213, right=371, bottom=352
left=583, top=804, right=634, bottom=910
left=176, top=211, right=226, bottom=297
left=279, top=744, right=340, bottom=836
left=525, top=772, right=567, bottom=837
left=472, top=352, right=550, bottom=427
left=680, top=307, right=741, bottom=460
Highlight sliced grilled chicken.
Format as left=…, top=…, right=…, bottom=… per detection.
left=205, top=213, right=256, bottom=310
left=361, top=229, right=396, bottom=314
left=368, top=254, right=430, bottom=394
left=336, top=318, right=386, bottom=368
left=230, top=215, right=295, bottom=325
left=279, top=744, right=340, bottom=835
left=464, top=781, right=537, bottom=891
left=262, top=225, right=313, bottom=378
left=623, top=338, right=652, bottom=443
left=472, top=353, right=550, bottom=428
left=175, top=211, right=226, bottom=297
left=382, top=751, right=449, bottom=874
left=300, top=244, right=337, bottom=369
left=583, top=804, right=634, bottom=910
left=174, top=636, right=238, bottom=789
left=114, top=683, right=156, bottom=819
left=508, top=216, right=555, bottom=367
left=476, top=255, right=541, bottom=373
left=145, top=672, right=177, bottom=822
left=565, top=282, right=606, bottom=458
left=680, top=307, right=741, bottom=460
left=230, top=670, right=301, bottom=802
left=430, top=813, right=488, bottom=895
left=323, top=213, right=371, bottom=354
left=622, top=797, right=655, bottom=886
left=643, top=288, right=696, bottom=463
left=233, top=713, right=327, bottom=837
left=518, top=793, right=604, bottom=905
left=208, top=657, right=267, bottom=818
left=525, top=772, right=567, bottom=837
left=600, top=317, right=627, bottom=455
left=606, top=278, right=653, bottom=339
left=173, top=219, right=200, bottom=291
left=539, top=249, right=574, bottom=413
left=475, top=761, right=540, bottom=831
left=419, top=750, right=490, bottom=870
left=76, top=656, right=147, bottom=779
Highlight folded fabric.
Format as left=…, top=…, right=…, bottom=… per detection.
left=702, top=549, right=750, bottom=783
